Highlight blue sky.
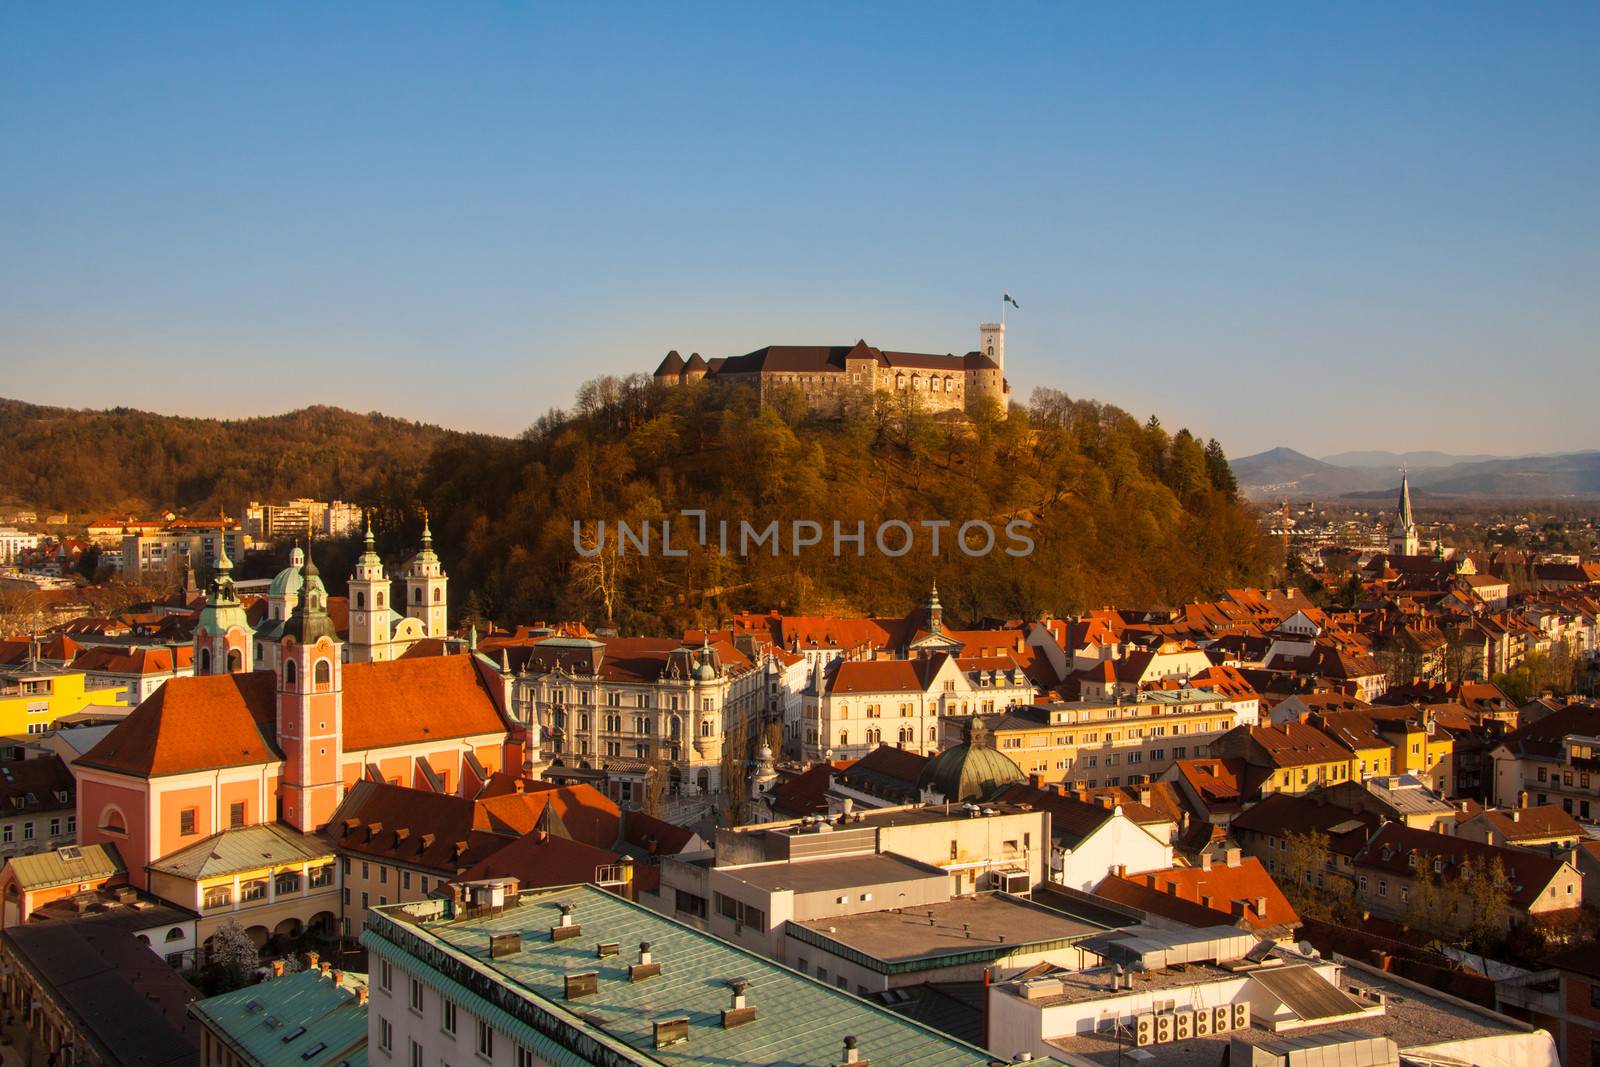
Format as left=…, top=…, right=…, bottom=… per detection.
left=2, top=3, right=1596, bottom=457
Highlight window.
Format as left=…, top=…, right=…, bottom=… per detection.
left=203, top=886, right=232, bottom=909
left=241, top=879, right=267, bottom=902
left=380, top=959, right=393, bottom=990
left=49, top=817, right=60, bottom=837
left=379, top=1018, right=392, bottom=1052
left=276, top=870, right=301, bottom=894
left=1589, top=983, right=1600, bottom=1009
left=180, top=808, right=198, bottom=836
left=443, top=998, right=457, bottom=1034
left=410, top=1041, right=422, bottom=1067
left=1377, top=879, right=1388, bottom=898
left=380, top=865, right=389, bottom=885
left=402, top=870, right=412, bottom=891
left=315, top=660, right=331, bottom=686
left=284, top=660, right=297, bottom=687
left=516, top=1047, right=535, bottom=1067
left=229, top=801, right=246, bottom=828
left=476, top=1021, right=494, bottom=1059
left=410, top=978, right=424, bottom=1012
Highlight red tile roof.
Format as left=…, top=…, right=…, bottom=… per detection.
left=1094, top=856, right=1298, bottom=932
left=449, top=830, right=622, bottom=890
left=1355, top=823, right=1572, bottom=909
left=79, top=655, right=509, bottom=778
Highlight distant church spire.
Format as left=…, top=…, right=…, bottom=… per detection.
left=1389, top=468, right=1420, bottom=557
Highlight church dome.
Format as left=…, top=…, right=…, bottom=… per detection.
left=269, top=547, right=306, bottom=599
left=917, top=717, right=1025, bottom=803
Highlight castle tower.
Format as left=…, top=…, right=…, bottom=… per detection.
left=193, top=534, right=252, bottom=675
left=979, top=322, right=1005, bottom=377
left=347, top=513, right=392, bottom=662
left=1389, top=470, right=1420, bottom=557
left=402, top=511, right=448, bottom=638
left=969, top=322, right=1008, bottom=412
left=276, top=545, right=344, bottom=832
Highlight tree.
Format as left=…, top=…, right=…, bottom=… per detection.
left=639, top=755, right=667, bottom=819
left=1459, top=856, right=1513, bottom=951
left=208, top=920, right=260, bottom=993
left=1276, top=830, right=1354, bottom=923
left=718, top=714, right=752, bottom=827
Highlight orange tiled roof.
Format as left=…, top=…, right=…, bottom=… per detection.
left=1095, top=856, right=1299, bottom=932
left=79, top=654, right=509, bottom=778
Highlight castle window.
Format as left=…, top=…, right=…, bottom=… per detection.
left=284, top=660, right=297, bottom=687
left=355, top=592, right=365, bottom=609
left=377, top=592, right=384, bottom=607
left=314, top=660, right=331, bottom=687
left=198, top=648, right=212, bottom=673
left=433, top=588, right=442, bottom=603
left=413, top=588, right=422, bottom=604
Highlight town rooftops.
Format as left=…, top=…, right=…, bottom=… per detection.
left=4, top=841, right=125, bottom=891
left=1358, top=775, right=1457, bottom=819
left=722, top=851, right=945, bottom=895
left=364, top=883, right=1045, bottom=1066
left=1244, top=720, right=1354, bottom=767
left=1231, top=793, right=1379, bottom=856
left=1355, top=823, right=1573, bottom=909
left=1094, top=855, right=1299, bottom=933
left=1467, top=804, right=1584, bottom=843
left=2, top=920, right=199, bottom=1067
left=149, top=822, right=333, bottom=881
left=788, top=893, right=1106, bottom=971
left=76, top=654, right=510, bottom=778
left=189, top=966, right=368, bottom=1067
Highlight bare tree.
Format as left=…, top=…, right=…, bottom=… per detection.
left=570, top=522, right=627, bottom=627
left=718, top=714, right=751, bottom=826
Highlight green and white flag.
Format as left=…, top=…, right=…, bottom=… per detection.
left=1003, top=292, right=1020, bottom=309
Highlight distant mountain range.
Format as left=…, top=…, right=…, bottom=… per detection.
left=1232, top=447, right=1600, bottom=500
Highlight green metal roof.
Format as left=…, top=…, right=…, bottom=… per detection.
left=149, top=823, right=333, bottom=880
left=5, top=842, right=125, bottom=891
left=189, top=968, right=368, bottom=1067
left=364, top=884, right=1061, bottom=1066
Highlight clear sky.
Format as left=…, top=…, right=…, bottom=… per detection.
left=2, top=3, right=1596, bottom=458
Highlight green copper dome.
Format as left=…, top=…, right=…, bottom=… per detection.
left=917, top=716, right=1025, bottom=803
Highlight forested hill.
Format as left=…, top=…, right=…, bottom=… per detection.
left=419, top=377, right=1272, bottom=632
left=0, top=398, right=480, bottom=516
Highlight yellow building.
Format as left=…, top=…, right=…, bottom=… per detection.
left=1212, top=721, right=1385, bottom=795
left=954, top=690, right=1252, bottom=789
left=1313, top=708, right=1453, bottom=797
left=0, top=661, right=126, bottom=739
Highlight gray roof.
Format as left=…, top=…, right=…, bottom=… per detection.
left=148, top=823, right=333, bottom=880
left=365, top=883, right=1063, bottom=1066
left=55, top=723, right=120, bottom=755
left=5, top=842, right=125, bottom=891
left=726, top=852, right=944, bottom=894
left=3, top=921, right=199, bottom=1067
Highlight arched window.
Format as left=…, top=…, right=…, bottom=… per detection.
left=283, top=660, right=297, bottom=687
left=314, top=660, right=331, bottom=687
left=165, top=927, right=185, bottom=943
left=669, top=716, right=681, bottom=739
left=413, top=588, right=422, bottom=604
left=227, top=649, right=242, bottom=673
left=198, top=647, right=211, bottom=673
left=699, top=719, right=713, bottom=737
left=355, top=591, right=365, bottom=609
left=987, top=343, right=994, bottom=357
left=376, top=592, right=384, bottom=607
left=255, top=642, right=264, bottom=661
left=101, top=807, right=127, bottom=834
left=433, top=588, right=442, bottom=603
left=840, top=730, right=849, bottom=747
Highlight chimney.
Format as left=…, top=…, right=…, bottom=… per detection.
left=1115, top=864, right=1127, bottom=877
left=320, top=962, right=331, bottom=976
left=332, top=970, right=344, bottom=985
left=1201, top=852, right=1213, bottom=872
left=721, top=977, right=756, bottom=1028
left=1138, top=788, right=1152, bottom=807
left=1255, top=896, right=1268, bottom=916
left=1511, top=810, right=1521, bottom=823
left=839, top=1036, right=863, bottom=1065
left=271, top=960, right=285, bottom=978
left=306, top=951, right=320, bottom=970
left=630, top=941, right=662, bottom=982
left=1225, top=847, right=1242, bottom=868
left=356, top=986, right=368, bottom=1005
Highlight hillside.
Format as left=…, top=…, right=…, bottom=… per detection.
left=0, top=397, right=484, bottom=517
left=0, top=384, right=1272, bottom=630
left=418, top=378, right=1273, bottom=632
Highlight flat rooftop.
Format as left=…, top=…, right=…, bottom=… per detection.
left=791, top=894, right=1105, bottom=966
left=724, top=851, right=943, bottom=894
left=1038, top=958, right=1533, bottom=1066
left=366, top=884, right=1040, bottom=1067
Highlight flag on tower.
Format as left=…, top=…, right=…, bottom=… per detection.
left=1003, top=292, right=1020, bottom=309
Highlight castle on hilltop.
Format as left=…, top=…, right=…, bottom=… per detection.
left=652, top=322, right=1010, bottom=416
